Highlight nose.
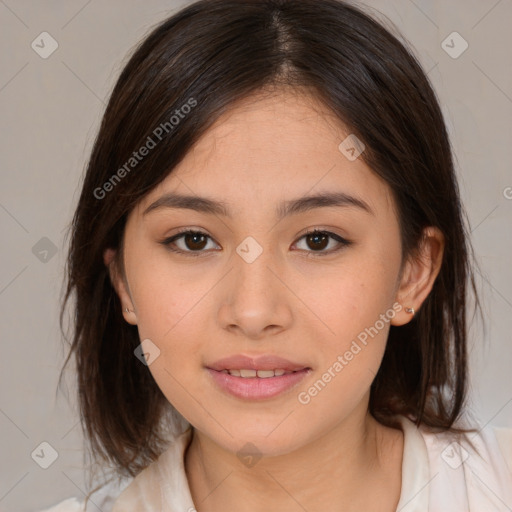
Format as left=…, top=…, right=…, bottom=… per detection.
left=217, top=245, right=293, bottom=340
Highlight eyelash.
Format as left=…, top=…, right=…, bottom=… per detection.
left=159, top=228, right=352, bottom=258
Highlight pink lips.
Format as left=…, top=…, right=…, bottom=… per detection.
left=206, top=354, right=311, bottom=400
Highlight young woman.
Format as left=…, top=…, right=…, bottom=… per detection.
left=42, top=0, right=512, bottom=510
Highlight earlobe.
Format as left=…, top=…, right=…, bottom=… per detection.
left=122, top=306, right=138, bottom=325
left=103, top=247, right=138, bottom=325
left=391, top=226, right=445, bottom=326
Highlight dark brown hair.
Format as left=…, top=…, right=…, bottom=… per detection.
left=60, top=0, right=482, bottom=486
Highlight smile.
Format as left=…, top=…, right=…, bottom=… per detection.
left=207, top=367, right=311, bottom=400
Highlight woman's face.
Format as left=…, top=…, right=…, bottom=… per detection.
left=110, top=89, right=430, bottom=456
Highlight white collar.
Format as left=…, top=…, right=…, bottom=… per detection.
left=395, top=415, right=430, bottom=511
left=112, top=415, right=434, bottom=512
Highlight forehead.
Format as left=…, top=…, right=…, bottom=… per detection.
left=137, top=89, right=395, bottom=219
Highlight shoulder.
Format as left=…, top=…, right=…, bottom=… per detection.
left=396, top=415, right=512, bottom=510
left=34, top=476, right=133, bottom=512
left=418, top=421, right=512, bottom=472
left=493, top=425, right=512, bottom=474
left=419, top=420, right=512, bottom=509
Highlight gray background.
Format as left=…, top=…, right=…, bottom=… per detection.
left=1, top=0, right=511, bottom=510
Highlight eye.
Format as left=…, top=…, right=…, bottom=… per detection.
left=160, top=229, right=220, bottom=257
left=293, top=229, right=352, bottom=256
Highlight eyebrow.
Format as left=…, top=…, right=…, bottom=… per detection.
left=143, top=191, right=374, bottom=219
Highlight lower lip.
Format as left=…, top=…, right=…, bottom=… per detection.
left=206, top=368, right=311, bottom=400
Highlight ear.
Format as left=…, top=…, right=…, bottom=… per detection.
left=391, top=227, right=445, bottom=326
left=104, top=248, right=138, bottom=325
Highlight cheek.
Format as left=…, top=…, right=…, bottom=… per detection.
left=307, top=252, right=400, bottom=344
left=127, top=248, right=212, bottom=341
left=301, top=244, right=401, bottom=387
left=127, top=263, right=210, bottom=418
left=293, top=277, right=396, bottom=417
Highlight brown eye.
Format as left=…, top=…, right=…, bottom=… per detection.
left=183, top=232, right=208, bottom=251
left=160, top=230, right=220, bottom=256
left=305, top=232, right=329, bottom=251
left=294, top=229, right=352, bottom=256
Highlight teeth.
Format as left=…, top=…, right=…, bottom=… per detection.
left=224, top=368, right=291, bottom=378
left=256, top=370, right=275, bottom=378
left=240, top=369, right=257, bottom=378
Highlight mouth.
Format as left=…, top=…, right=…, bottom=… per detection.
left=205, top=354, right=312, bottom=400
left=206, top=354, right=310, bottom=373
left=206, top=366, right=312, bottom=400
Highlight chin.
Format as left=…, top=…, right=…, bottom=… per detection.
left=202, top=420, right=310, bottom=459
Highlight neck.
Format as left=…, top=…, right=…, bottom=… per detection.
left=184, top=408, right=404, bottom=512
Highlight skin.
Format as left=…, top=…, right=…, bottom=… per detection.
left=106, top=87, right=444, bottom=512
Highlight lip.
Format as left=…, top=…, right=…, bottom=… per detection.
left=205, top=354, right=312, bottom=400
left=206, top=354, right=309, bottom=372
left=206, top=367, right=311, bottom=400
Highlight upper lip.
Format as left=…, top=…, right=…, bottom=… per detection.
left=206, top=354, right=310, bottom=372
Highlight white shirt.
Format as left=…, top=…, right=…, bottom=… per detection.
left=38, top=415, right=512, bottom=511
